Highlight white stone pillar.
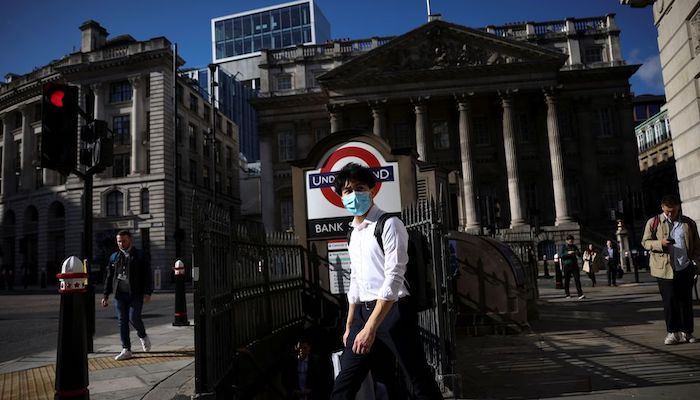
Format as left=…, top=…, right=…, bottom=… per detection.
left=129, top=76, right=144, bottom=174
left=328, top=104, right=343, bottom=133
left=457, top=97, right=480, bottom=231
left=91, top=83, right=104, bottom=120
left=1, top=115, right=13, bottom=196
left=370, top=101, right=386, bottom=138
left=21, top=106, right=33, bottom=190
left=545, top=91, right=572, bottom=225
left=500, top=94, right=525, bottom=227
left=413, top=98, right=428, bottom=161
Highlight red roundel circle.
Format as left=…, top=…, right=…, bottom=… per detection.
left=320, top=146, right=383, bottom=208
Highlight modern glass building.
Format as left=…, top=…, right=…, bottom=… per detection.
left=212, top=0, right=331, bottom=63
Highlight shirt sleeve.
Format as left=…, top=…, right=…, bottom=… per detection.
left=377, top=217, right=409, bottom=301
left=346, top=230, right=360, bottom=304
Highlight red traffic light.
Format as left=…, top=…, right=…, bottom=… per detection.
left=50, top=90, right=65, bottom=108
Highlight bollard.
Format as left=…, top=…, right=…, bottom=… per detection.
left=172, top=260, right=190, bottom=326
left=632, top=253, right=639, bottom=283
left=55, top=256, right=89, bottom=400
left=553, top=254, right=563, bottom=289
left=625, top=252, right=631, bottom=272
left=542, top=255, right=551, bottom=279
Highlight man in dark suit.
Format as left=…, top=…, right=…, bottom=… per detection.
left=282, top=338, right=333, bottom=400
left=605, top=239, right=621, bottom=286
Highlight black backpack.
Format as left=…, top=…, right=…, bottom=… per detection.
left=347, top=213, right=434, bottom=311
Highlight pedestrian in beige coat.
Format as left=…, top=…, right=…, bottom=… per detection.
left=582, top=244, right=599, bottom=287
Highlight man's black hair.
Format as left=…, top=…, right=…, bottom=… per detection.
left=117, top=230, right=132, bottom=237
left=333, top=162, right=376, bottom=196
left=660, top=194, right=681, bottom=207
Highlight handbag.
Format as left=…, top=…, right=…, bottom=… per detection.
left=617, top=266, right=624, bottom=279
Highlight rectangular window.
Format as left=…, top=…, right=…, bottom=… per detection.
left=113, top=154, right=130, bottom=178
left=109, top=81, right=133, bottom=103
left=392, top=122, right=413, bottom=148
left=189, top=124, right=197, bottom=153
left=516, top=114, right=530, bottom=143
left=276, top=74, right=292, bottom=91
left=278, top=131, right=295, bottom=161
left=634, top=104, right=646, bottom=121
left=189, top=159, right=197, bottom=184
left=215, top=141, right=221, bottom=164
left=175, top=116, right=182, bottom=144
left=113, top=115, right=131, bottom=145
left=226, top=121, right=233, bottom=137
left=14, top=112, right=22, bottom=129
left=204, top=105, right=210, bottom=122
left=33, top=104, right=42, bottom=122
left=226, top=146, right=233, bottom=168
left=176, top=84, right=184, bottom=104
left=584, top=46, right=603, bottom=63
left=215, top=172, right=221, bottom=193
left=595, top=108, right=613, bottom=137
left=189, top=94, right=199, bottom=113
left=432, top=121, right=450, bottom=150
left=280, top=198, right=293, bottom=231
left=145, top=111, right=150, bottom=142
left=203, top=166, right=210, bottom=189
left=203, top=130, right=210, bottom=158
left=473, top=117, right=490, bottom=145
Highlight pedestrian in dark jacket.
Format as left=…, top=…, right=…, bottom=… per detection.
left=604, top=239, right=621, bottom=286
left=101, top=230, right=153, bottom=360
left=560, top=235, right=585, bottom=300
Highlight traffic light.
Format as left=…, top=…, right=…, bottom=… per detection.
left=41, top=83, right=79, bottom=175
left=79, top=120, right=112, bottom=173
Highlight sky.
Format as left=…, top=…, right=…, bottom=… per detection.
left=0, top=0, right=662, bottom=95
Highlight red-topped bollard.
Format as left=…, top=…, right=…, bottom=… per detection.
left=172, top=260, right=189, bottom=326
left=55, top=256, right=89, bottom=400
left=554, top=253, right=563, bottom=289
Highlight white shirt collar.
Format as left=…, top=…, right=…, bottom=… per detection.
left=350, top=204, right=382, bottom=230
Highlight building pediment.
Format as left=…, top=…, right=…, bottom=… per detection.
left=318, top=20, right=568, bottom=88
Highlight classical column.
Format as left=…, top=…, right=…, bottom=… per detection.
left=328, top=104, right=343, bottom=133
left=129, top=76, right=144, bottom=174
left=91, top=83, right=104, bottom=120
left=412, top=98, right=428, bottom=161
left=456, top=97, right=480, bottom=231
left=1, top=115, right=13, bottom=196
left=500, top=94, right=525, bottom=227
left=544, top=90, right=572, bottom=225
left=20, top=106, right=34, bottom=190
left=259, top=126, right=275, bottom=230
left=370, top=101, right=386, bottom=138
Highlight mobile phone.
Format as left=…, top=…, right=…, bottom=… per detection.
left=667, top=238, right=676, bottom=244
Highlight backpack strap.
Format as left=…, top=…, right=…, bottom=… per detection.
left=650, top=214, right=661, bottom=240
left=373, top=213, right=395, bottom=254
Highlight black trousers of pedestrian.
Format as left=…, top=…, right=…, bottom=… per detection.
left=563, top=264, right=583, bottom=297
left=587, top=271, right=596, bottom=287
left=657, top=266, right=695, bottom=334
left=331, top=299, right=443, bottom=400
left=607, top=262, right=617, bottom=286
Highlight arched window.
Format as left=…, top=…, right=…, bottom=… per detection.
left=25, top=205, right=38, bottom=222
left=106, top=191, right=124, bottom=217
left=48, top=201, right=65, bottom=220
left=140, top=188, right=150, bottom=214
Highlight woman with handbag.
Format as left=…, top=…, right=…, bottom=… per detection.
left=582, top=244, right=599, bottom=287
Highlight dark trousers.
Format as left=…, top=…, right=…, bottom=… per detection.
left=587, top=271, right=596, bottom=287
left=114, top=291, right=147, bottom=350
left=607, top=262, right=617, bottom=286
left=657, top=266, right=695, bottom=334
left=563, top=264, right=583, bottom=297
left=331, top=300, right=443, bottom=400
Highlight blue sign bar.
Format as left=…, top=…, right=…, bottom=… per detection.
left=308, top=166, right=394, bottom=189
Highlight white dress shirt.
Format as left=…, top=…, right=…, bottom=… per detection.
left=662, top=214, right=690, bottom=272
left=346, top=205, right=410, bottom=304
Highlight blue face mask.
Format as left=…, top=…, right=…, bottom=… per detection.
left=343, top=191, right=372, bottom=216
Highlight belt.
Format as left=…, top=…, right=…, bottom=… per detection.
left=360, top=297, right=410, bottom=310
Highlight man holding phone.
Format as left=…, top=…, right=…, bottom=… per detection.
left=642, top=195, right=700, bottom=345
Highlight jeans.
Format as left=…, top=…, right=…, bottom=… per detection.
left=114, top=291, right=147, bottom=350
left=563, top=264, right=583, bottom=297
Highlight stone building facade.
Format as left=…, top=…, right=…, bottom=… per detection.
left=253, top=15, right=642, bottom=250
left=0, top=21, right=240, bottom=286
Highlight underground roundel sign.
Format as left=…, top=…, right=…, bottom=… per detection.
left=305, top=141, right=401, bottom=238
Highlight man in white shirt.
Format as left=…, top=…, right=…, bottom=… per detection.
left=330, top=163, right=442, bottom=400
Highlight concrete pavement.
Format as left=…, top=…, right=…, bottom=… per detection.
left=2, top=270, right=699, bottom=399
